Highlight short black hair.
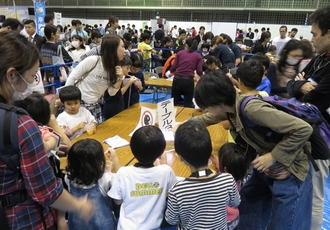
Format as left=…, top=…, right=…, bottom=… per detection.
left=123, top=32, right=132, bottom=42
left=59, top=85, right=82, bottom=103
left=250, top=52, right=270, bottom=70
left=91, top=30, right=102, bottom=39
left=130, top=53, right=144, bottom=68
left=163, top=36, right=172, bottom=44
left=179, top=30, right=186, bottom=36
left=158, top=24, right=163, bottom=28
left=175, top=120, right=212, bottom=168
left=130, top=126, right=166, bottom=164
left=201, top=42, right=210, bottom=50
left=268, top=45, right=277, bottom=52
left=66, top=139, right=105, bottom=185
left=141, top=33, right=151, bottom=41
left=194, top=71, right=236, bottom=110
left=14, top=92, right=51, bottom=125
left=2, top=18, right=23, bottom=30
left=44, top=14, right=54, bottom=23
left=237, top=59, right=264, bottom=89
left=119, top=55, right=132, bottom=66
left=218, top=143, right=247, bottom=181
left=23, top=19, right=36, bottom=27
left=291, top=28, right=298, bottom=32
left=310, top=5, right=330, bottom=36
left=124, top=41, right=132, bottom=49
left=206, top=56, right=220, bottom=67
left=75, top=20, right=82, bottom=25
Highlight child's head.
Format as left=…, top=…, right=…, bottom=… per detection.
left=119, top=55, right=132, bottom=76
left=14, top=92, right=51, bottom=125
left=130, top=53, right=143, bottom=73
left=218, top=143, right=247, bottom=181
left=178, top=30, right=186, bottom=41
left=141, top=33, right=151, bottom=44
left=237, top=59, right=264, bottom=89
left=59, top=85, right=82, bottom=115
left=91, top=31, right=102, bottom=43
left=163, top=36, right=173, bottom=47
left=124, top=41, right=132, bottom=51
left=206, top=56, right=220, bottom=71
left=249, top=52, right=270, bottom=71
left=201, top=42, right=210, bottom=53
left=175, top=120, right=212, bottom=168
left=66, top=139, right=105, bottom=185
left=130, top=126, right=166, bottom=165
left=268, top=45, right=277, bottom=55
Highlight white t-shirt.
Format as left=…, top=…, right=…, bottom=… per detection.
left=171, top=29, right=178, bottom=38
left=65, top=56, right=109, bottom=104
left=65, top=171, right=115, bottom=196
left=66, top=47, right=90, bottom=62
left=108, top=165, right=177, bottom=230
left=272, top=36, right=291, bottom=55
left=56, top=107, right=96, bottom=130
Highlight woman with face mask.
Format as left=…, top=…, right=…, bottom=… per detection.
left=66, top=35, right=90, bottom=62
left=0, top=30, right=94, bottom=230
left=267, top=39, right=305, bottom=98
left=40, top=25, right=73, bottom=93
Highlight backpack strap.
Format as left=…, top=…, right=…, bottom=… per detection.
left=0, top=103, right=28, bottom=171
left=240, top=96, right=319, bottom=171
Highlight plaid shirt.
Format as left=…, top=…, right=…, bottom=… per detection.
left=1, top=114, right=63, bottom=229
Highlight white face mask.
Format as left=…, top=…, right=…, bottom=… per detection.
left=10, top=73, right=34, bottom=102
left=286, top=57, right=300, bottom=66
left=71, top=41, right=80, bottom=48
left=206, top=39, right=211, bottom=43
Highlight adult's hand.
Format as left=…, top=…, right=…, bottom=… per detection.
left=300, top=82, right=317, bottom=94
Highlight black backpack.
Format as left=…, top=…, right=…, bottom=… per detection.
left=0, top=103, right=29, bottom=230
left=0, top=103, right=28, bottom=171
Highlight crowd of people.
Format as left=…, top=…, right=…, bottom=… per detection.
left=0, top=4, right=330, bottom=230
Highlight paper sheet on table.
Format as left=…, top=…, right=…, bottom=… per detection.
left=104, top=135, right=130, bottom=148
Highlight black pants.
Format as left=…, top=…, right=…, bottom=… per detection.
left=171, top=76, right=194, bottom=108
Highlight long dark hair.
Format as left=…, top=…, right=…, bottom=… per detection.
left=100, top=35, right=124, bottom=85
left=186, top=37, right=198, bottom=52
left=278, top=39, right=304, bottom=74
left=66, top=139, right=105, bottom=185
left=257, top=32, right=271, bottom=45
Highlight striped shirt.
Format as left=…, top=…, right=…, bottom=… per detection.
left=165, top=173, right=240, bottom=230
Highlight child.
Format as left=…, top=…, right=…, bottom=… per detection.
left=165, top=120, right=240, bottom=229
left=123, top=53, right=145, bottom=108
left=218, top=143, right=248, bottom=230
left=201, top=42, right=210, bottom=60
left=138, top=33, right=158, bottom=70
left=14, top=93, right=71, bottom=154
left=205, top=56, right=223, bottom=74
left=65, top=139, right=121, bottom=230
left=266, top=45, right=277, bottom=62
left=250, top=53, right=272, bottom=95
left=108, top=125, right=177, bottom=230
left=103, top=56, right=139, bottom=120
left=56, top=85, right=97, bottom=138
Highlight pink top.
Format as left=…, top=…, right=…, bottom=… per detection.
left=227, top=181, right=241, bottom=222
left=39, top=126, right=56, bottom=140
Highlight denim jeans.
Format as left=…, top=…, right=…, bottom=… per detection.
left=68, top=182, right=116, bottom=230
left=237, top=167, right=312, bottom=230
left=171, top=76, right=194, bottom=107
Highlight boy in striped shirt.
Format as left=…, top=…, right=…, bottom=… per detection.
left=166, top=120, right=240, bottom=229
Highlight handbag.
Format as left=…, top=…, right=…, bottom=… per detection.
left=52, top=45, right=68, bottom=82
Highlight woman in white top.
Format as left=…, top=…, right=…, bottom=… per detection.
left=66, top=35, right=90, bottom=62
left=65, top=35, right=126, bottom=123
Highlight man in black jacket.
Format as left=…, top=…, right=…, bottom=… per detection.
left=24, top=19, right=43, bottom=51
left=287, top=5, right=330, bottom=230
